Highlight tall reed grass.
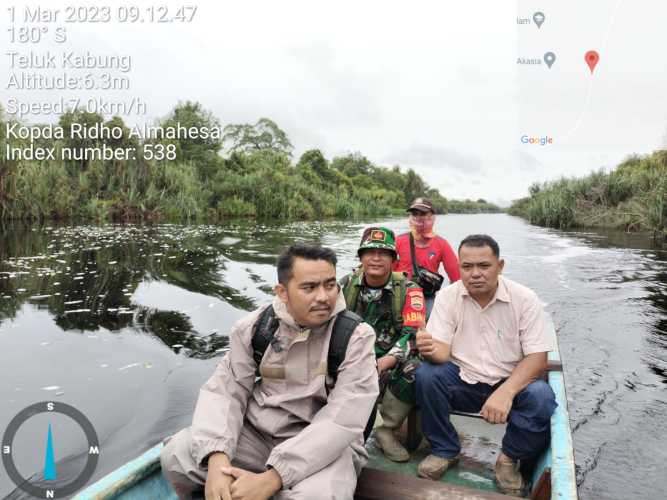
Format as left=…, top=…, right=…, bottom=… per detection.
left=509, top=151, right=667, bottom=237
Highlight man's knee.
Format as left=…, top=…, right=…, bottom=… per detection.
left=415, top=362, right=438, bottom=390
left=514, top=380, right=557, bottom=424
left=277, top=448, right=359, bottom=500
left=161, top=428, right=189, bottom=472
left=523, top=380, right=556, bottom=407
left=160, top=428, right=205, bottom=492
left=280, top=477, right=357, bottom=500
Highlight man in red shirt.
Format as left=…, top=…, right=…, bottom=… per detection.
left=394, top=198, right=460, bottom=317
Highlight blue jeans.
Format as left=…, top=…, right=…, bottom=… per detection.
left=416, top=361, right=557, bottom=461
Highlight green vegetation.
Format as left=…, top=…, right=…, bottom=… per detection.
left=447, top=198, right=502, bottom=214
left=0, top=102, right=500, bottom=221
left=509, top=150, right=667, bottom=240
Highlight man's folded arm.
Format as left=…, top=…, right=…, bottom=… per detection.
left=190, top=319, right=258, bottom=468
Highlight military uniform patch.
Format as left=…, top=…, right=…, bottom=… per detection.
left=371, top=230, right=386, bottom=241
left=410, top=291, right=424, bottom=311
left=402, top=287, right=426, bottom=327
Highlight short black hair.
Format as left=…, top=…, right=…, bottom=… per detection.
left=458, top=234, right=500, bottom=259
left=277, top=244, right=337, bottom=285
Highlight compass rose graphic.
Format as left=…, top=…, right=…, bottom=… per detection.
left=2, top=402, right=100, bottom=498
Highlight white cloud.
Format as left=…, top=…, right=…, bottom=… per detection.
left=2, top=0, right=665, bottom=203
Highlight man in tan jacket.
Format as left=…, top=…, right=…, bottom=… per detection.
left=161, top=244, right=379, bottom=500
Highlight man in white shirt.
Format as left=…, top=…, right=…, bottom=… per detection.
left=414, top=234, right=557, bottom=495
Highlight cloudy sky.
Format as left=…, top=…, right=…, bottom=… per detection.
left=2, top=0, right=666, bottom=206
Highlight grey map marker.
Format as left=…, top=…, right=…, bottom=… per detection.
left=544, top=52, right=556, bottom=69
left=533, top=12, right=545, bottom=28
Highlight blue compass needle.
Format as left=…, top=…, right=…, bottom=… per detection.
left=44, top=423, right=56, bottom=481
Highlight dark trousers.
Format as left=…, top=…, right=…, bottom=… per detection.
left=415, top=361, right=557, bottom=461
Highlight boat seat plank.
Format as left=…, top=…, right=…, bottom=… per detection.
left=547, top=360, right=562, bottom=372
left=355, top=468, right=516, bottom=500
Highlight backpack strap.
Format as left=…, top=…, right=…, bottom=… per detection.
left=251, top=306, right=362, bottom=384
left=327, top=310, right=363, bottom=380
left=390, top=271, right=408, bottom=335
left=409, top=233, right=421, bottom=279
left=251, top=305, right=280, bottom=376
left=341, top=267, right=364, bottom=314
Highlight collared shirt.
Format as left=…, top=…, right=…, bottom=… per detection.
left=427, top=276, right=554, bottom=385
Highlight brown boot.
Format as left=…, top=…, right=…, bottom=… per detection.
left=374, top=390, right=412, bottom=462
left=417, top=454, right=457, bottom=480
left=495, top=452, right=525, bottom=496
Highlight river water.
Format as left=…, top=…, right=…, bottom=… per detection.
left=0, top=214, right=665, bottom=499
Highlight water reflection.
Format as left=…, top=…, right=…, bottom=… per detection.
left=0, top=221, right=378, bottom=359
left=1, top=217, right=666, bottom=499
left=0, top=223, right=288, bottom=358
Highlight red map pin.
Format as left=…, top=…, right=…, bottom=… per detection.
left=585, top=50, right=600, bottom=74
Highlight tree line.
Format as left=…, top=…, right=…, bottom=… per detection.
left=509, top=150, right=667, bottom=241
left=0, top=101, right=500, bottom=221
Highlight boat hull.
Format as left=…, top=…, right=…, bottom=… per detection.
left=76, top=346, right=577, bottom=499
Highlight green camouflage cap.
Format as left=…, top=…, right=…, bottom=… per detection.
left=358, top=227, right=397, bottom=258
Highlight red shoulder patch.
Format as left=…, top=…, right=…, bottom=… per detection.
left=402, top=287, right=426, bottom=327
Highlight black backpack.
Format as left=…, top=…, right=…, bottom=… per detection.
left=251, top=306, right=362, bottom=384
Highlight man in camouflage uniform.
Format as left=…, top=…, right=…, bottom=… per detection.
left=340, top=227, right=425, bottom=462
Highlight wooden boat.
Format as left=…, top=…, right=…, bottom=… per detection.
left=75, top=352, right=576, bottom=500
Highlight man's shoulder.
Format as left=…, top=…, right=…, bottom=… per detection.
left=501, top=276, right=539, bottom=301
left=441, top=279, right=464, bottom=297
left=432, top=280, right=463, bottom=313
left=234, top=303, right=272, bottom=334
left=395, top=278, right=422, bottom=306
left=405, top=278, right=421, bottom=289
left=340, top=269, right=362, bottom=289
left=500, top=277, right=541, bottom=311
left=350, top=320, right=376, bottom=340
left=339, top=271, right=353, bottom=286
left=396, top=233, right=410, bottom=244
left=390, top=272, right=418, bottom=293
left=332, top=312, right=375, bottom=348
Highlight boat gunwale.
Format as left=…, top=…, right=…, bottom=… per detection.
left=72, top=444, right=163, bottom=499
left=76, top=331, right=578, bottom=499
